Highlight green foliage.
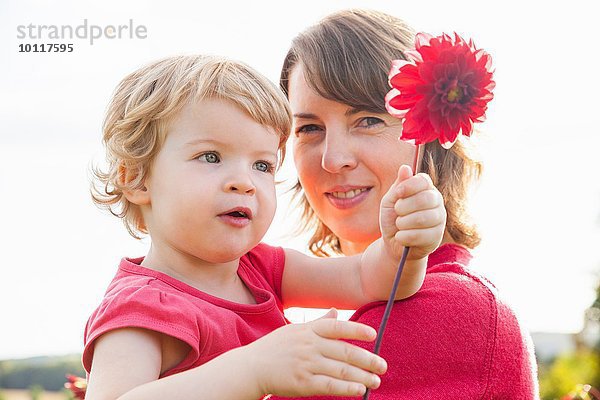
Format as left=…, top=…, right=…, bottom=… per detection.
left=62, top=387, right=77, bottom=400
left=540, top=350, right=600, bottom=400
left=0, top=355, right=85, bottom=392
left=590, top=282, right=600, bottom=352
left=29, top=384, right=43, bottom=400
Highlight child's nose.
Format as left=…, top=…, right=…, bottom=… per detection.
left=225, top=175, right=256, bottom=195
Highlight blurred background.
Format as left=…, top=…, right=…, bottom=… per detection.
left=1, top=0, right=599, bottom=398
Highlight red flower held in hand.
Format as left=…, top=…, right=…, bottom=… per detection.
left=385, top=32, right=495, bottom=148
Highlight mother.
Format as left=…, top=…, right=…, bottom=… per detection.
left=277, top=9, right=538, bottom=399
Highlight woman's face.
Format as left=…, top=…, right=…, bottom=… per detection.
left=288, top=65, right=416, bottom=255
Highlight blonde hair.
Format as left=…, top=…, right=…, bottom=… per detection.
left=92, top=55, right=292, bottom=238
left=280, top=9, right=483, bottom=256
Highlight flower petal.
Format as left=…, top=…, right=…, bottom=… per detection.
left=385, top=89, right=409, bottom=118
left=385, top=31, right=495, bottom=146
left=415, top=32, right=434, bottom=49
left=388, top=59, right=413, bottom=82
left=404, top=49, right=423, bottom=63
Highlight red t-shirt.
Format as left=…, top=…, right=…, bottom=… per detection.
left=83, top=242, right=287, bottom=377
left=272, top=244, right=539, bottom=400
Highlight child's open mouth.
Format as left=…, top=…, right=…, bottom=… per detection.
left=218, top=207, right=253, bottom=227
left=226, top=210, right=249, bottom=218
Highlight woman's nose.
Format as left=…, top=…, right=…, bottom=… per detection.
left=321, top=130, right=358, bottom=173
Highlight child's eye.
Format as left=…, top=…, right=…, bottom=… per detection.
left=357, top=117, right=384, bottom=128
left=199, top=152, right=220, bottom=163
left=253, top=160, right=275, bottom=173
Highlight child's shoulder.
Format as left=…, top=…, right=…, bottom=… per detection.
left=83, top=258, right=201, bottom=375
left=95, top=257, right=198, bottom=321
left=243, top=242, right=283, bottom=258
left=240, top=243, right=286, bottom=301
left=104, top=256, right=175, bottom=295
left=241, top=242, right=285, bottom=272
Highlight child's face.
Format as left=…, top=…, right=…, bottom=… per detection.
left=142, top=98, right=279, bottom=263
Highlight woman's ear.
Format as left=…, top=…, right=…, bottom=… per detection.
left=119, top=164, right=151, bottom=205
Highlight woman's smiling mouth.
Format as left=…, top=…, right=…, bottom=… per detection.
left=325, top=186, right=372, bottom=209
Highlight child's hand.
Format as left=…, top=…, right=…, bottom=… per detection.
left=380, top=164, right=446, bottom=261
left=243, top=309, right=387, bottom=397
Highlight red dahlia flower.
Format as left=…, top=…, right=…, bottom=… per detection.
left=385, top=32, right=495, bottom=148
left=65, top=374, right=87, bottom=399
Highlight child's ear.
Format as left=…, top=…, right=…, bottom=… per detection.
left=119, top=164, right=151, bottom=205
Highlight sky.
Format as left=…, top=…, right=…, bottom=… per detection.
left=1, top=0, right=599, bottom=359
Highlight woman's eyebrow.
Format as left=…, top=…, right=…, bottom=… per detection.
left=293, top=112, right=318, bottom=119
left=345, top=107, right=362, bottom=117
left=294, top=108, right=362, bottom=119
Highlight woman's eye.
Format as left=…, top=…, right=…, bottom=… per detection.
left=358, top=117, right=384, bottom=128
left=254, top=160, right=274, bottom=173
left=199, top=152, right=220, bottom=163
left=296, top=124, right=322, bottom=135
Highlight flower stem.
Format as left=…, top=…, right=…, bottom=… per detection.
left=363, top=144, right=421, bottom=400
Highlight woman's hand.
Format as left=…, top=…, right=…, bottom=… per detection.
left=380, top=164, right=447, bottom=261
left=242, top=309, right=387, bottom=397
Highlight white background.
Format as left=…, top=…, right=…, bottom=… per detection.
left=1, top=0, right=599, bottom=359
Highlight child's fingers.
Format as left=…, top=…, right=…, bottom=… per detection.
left=312, top=359, right=381, bottom=390
left=317, top=308, right=338, bottom=320
left=319, top=340, right=387, bottom=375
left=311, top=318, right=376, bottom=342
left=395, top=208, right=447, bottom=231
left=393, top=164, right=413, bottom=186
left=394, top=189, right=443, bottom=217
left=394, top=226, right=444, bottom=247
left=308, top=375, right=367, bottom=397
left=381, top=165, right=413, bottom=209
left=395, top=172, right=435, bottom=199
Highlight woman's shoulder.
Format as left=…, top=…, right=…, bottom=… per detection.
left=422, top=243, right=496, bottom=297
left=349, top=244, right=539, bottom=398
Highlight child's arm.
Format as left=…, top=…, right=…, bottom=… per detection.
left=85, top=312, right=387, bottom=400
left=282, top=165, right=446, bottom=309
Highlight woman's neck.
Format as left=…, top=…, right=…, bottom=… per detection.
left=339, top=230, right=458, bottom=256
left=339, top=239, right=370, bottom=256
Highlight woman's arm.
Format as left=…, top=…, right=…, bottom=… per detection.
left=486, top=298, right=540, bottom=398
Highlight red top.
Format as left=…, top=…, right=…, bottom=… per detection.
left=273, top=243, right=539, bottom=400
left=83, top=243, right=288, bottom=378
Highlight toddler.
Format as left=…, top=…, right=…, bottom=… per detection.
left=84, top=55, right=446, bottom=400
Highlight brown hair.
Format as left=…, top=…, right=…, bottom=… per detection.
left=280, top=9, right=482, bottom=256
left=92, top=55, right=291, bottom=238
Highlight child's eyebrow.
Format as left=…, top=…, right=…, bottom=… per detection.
left=184, top=138, right=277, bottom=158
left=255, top=150, right=278, bottom=159
left=184, top=138, right=225, bottom=147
